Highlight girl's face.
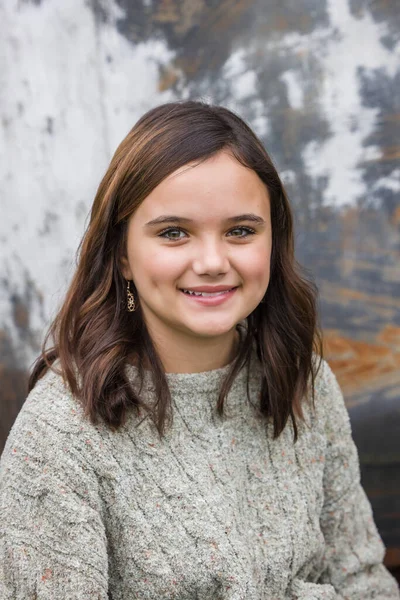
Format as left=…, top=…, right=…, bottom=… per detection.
left=121, top=151, right=272, bottom=349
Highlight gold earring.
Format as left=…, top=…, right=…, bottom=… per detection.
left=126, top=281, right=136, bottom=312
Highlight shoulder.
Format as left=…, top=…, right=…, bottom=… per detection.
left=8, top=366, right=93, bottom=438
left=311, top=357, right=352, bottom=437
left=313, top=357, right=342, bottom=401
left=0, top=367, right=110, bottom=478
left=24, top=367, right=82, bottom=424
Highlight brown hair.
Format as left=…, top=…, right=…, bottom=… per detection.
left=29, top=100, right=322, bottom=440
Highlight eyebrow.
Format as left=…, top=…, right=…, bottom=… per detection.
left=145, top=213, right=266, bottom=227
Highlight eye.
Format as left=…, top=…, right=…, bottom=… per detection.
left=157, top=225, right=256, bottom=241
left=227, top=226, right=256, bottom=238
left=158, top=227, right=188, bottom=241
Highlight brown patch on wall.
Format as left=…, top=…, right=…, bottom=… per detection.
left=320, top=280, right=400, bottom=312
left=386, top=547, right=400, bottom=569
left=323, top=327, right=400, bottom=403
left=0, top=276, right=43, bottom=453
left=379, top=146, right=400, bottom=161
left=151, top=0, right=249, bottom=38
left=210, top=0, right=249, bottom=33
left=13, top=296, right=29, bottom=330
left=382, top=111, right=400, bottom=124
left=153, top=0, right=205, bottom=34
left=271, top=12, right=312, bottom=32
left=158, top=66, right=180, bottom=92
left=150, top=0, right=252, bottom=81
left=392, top=205, right=400, bottom=226
left=0, top=330, right=29, bottom=454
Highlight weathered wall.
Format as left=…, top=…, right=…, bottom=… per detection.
left=1, top=0, right=399, bottom=563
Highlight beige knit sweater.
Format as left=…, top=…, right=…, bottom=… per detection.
left=0, top=355, right=398, bottom=599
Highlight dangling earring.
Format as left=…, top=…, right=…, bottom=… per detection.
left=126, top=281, right=136, bottom=312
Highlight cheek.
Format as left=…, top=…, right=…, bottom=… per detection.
left=246, top=261, right=271, bottom=287
left=133, top=247, right=186, bottom=284
left=236, top=243, right=271, bottom=283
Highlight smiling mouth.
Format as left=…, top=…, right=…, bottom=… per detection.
left=180, top=287, right=237, bottom=297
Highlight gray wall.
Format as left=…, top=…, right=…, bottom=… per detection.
left=1, top=0, right=399, bottom=564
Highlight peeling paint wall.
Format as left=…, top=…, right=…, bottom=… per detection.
left=1, top=0, right=399, bottom=559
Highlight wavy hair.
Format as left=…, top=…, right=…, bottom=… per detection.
left=30, top=100, right=322, bottom=440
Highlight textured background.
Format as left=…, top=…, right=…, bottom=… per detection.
left=1, top=0, right=399, bottom=566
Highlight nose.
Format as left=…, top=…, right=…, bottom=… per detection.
left=191, top=237, right=230, bottom=277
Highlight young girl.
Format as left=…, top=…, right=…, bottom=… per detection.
left=0, top=101, right=398, bottom=599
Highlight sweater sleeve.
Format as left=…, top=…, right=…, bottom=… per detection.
left=314, top=360, right=399, bottom=599
left=0, top=394, right=109, bottom=599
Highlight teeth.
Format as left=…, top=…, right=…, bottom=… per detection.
left=182, top=288, right=233, bottom=297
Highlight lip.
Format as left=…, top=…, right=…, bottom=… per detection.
left=179, top=285, right=238, bottom=292
left=180, top=286, right=238, bottom=306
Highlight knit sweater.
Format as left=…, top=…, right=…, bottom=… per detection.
left=0, top=355, right=398, bottom=600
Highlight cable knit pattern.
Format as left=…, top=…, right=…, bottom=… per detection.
left=0, top=356, right=398, bottom=599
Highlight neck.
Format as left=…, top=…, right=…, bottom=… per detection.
left=138, top=326, right=241, bottom=374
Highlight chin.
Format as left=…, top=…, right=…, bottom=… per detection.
left=183, top=319, right=237, bottom=338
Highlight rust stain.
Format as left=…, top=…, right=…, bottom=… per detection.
left=13, top=298, right=29, bottom=329
left=174, top=0, right=205, bottom=36
left=158, top=66, right=180, bottom=92
left=174, top=55, right=202, bottom=77
left=153, top=0, right=206, bottom=36
left=323, top=329, right=400, bottom=401
left=154, top=0, right=251, bottom=81
left=382, top=112, right=400, bottom=124
left=380, top=146, right=400, bottom=161
left=392, top=205, right=400, bottom=226
left=202, top=0, right=249, bottom=34
left=378, top=324, right=400, bottom=348
left=320, top=281, right=400, bottom=311
left=153, top=0, right=180, bottom=24
left=152, top=0, right=249, bottom=38
left=385, top=547, right=400, bottom=569
left=0, top=330, right=30, bottom=453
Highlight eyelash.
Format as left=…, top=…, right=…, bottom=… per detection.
left=157, top=226, right=256, bottom=241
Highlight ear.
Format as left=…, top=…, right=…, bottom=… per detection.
left=120, top=254, right=133, bottom=280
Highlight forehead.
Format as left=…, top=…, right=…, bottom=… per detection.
left=134, top=151, right=270, bottom=221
